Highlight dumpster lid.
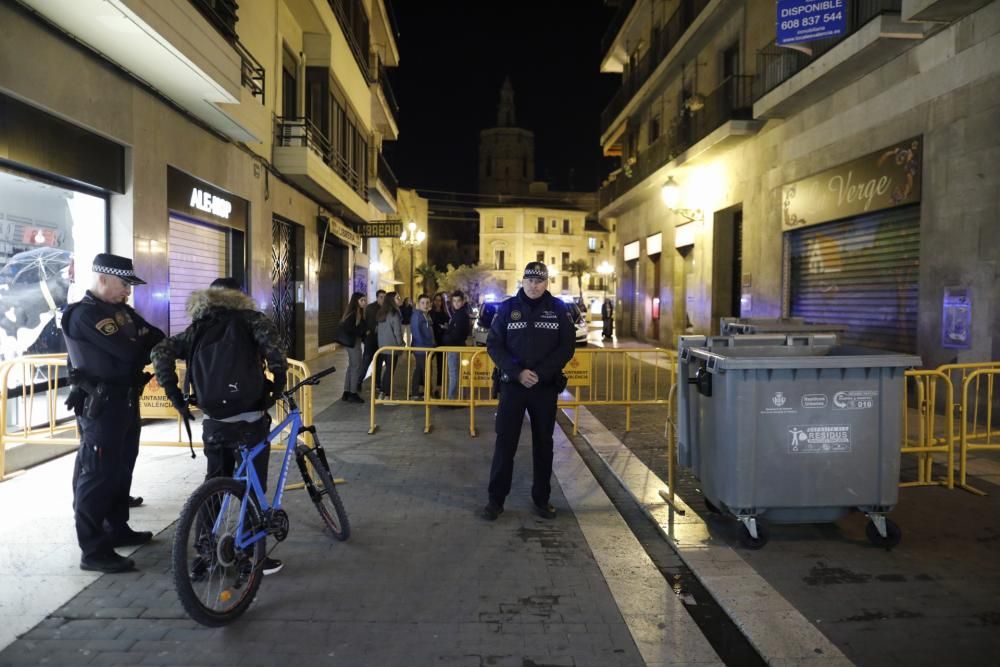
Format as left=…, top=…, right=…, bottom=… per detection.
left=687, top=344, right=921, bottom=371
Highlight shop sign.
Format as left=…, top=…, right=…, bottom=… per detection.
left=326, top=216, right=361, bottom=247
left=564, top=353, right=592, bottom=388
left=777, top=0, right=846, bottom=46
left=139, top=364, right=184, bottom=418
left=461, top=351, right=495, bottom=388
left=360, top=220, right=403, bottom=238
left=782, top=137, right=921, bottom=231
left=623, top=240, right=640, bottom=262
left=167, top=166, right=249, bottom=230
left=941, top=286, right=972, bottom=349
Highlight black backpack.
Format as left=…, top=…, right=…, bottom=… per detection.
left=184, top=311, right=265, bottom=419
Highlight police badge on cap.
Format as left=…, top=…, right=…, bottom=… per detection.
left=522, top=261, right=548, bottom=281
left=92, top=253, right=146, bottom=285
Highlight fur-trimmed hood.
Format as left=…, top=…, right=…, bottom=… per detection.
left=186, top=288, right=257, bottom=321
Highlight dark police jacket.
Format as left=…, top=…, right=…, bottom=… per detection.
left=61, top=291, right=165, bottom=386
left=486, top=289, right=575, bottom=386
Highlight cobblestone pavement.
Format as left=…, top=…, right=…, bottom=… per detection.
left=584, top=352, right=1000, bottom=666
left=0, top=352, right=646, bottom=666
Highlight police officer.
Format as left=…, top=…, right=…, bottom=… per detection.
left=63, top=254, right=164, bottom=573
left=481, top=262, right=575, bottom=521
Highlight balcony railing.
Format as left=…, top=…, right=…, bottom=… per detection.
left=234, top=39, right=264, bottom=103
left=275, top=116, right=368, bottom=201
left=377, top=152, right=398, bottom=200
left=329, top=0, right=372, bottom=82
left=600, top=0, right=709, bottom=136
left=370, top=54, right=400, bottom=119
left=599, top=75, right=753, bottom=210
left=189, top=0, right=238, bottom=41
left=753, top=0, right=902, bottom=100
left=600, top=0, right=637, bottom=58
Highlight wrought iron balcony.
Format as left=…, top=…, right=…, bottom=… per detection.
left=753, top=0, right=903, bottom=100
left=377, top=152, right=398, bottom=201
left=600, top=0, right=709, bottom=136
left=189, top=0, right=238, bottom=41
left=328, top=0, right=372, bottom=81
left=599, top=75, right=754, bottom=211
left=234, top=39, right=264, bottom=103
left=600, top=0, right=637, bottom=58
left=275, top=116, right=368, bottom=201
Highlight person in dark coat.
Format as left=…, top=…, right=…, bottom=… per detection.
left=339, top=291, right=367, bottom=403
left=362, top=289, right=386, bottom=393
left=441, top=290, right=471, bottom=400
left=409, top=294, right=435, bottom=398
left=429, top=292, right=450, bottom=397
left=601, top=298, right=614, bottom=339
left=481, top=262, right=575, bottom=521
left=62, top=254, right=164, bottom=573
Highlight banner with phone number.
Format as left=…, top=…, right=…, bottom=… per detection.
left=777, top=0, right=845, bottom=46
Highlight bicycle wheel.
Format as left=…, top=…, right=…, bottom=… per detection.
left=297, top=444, right=350, bottom=541
left=172, top=477, right=265, bottom=626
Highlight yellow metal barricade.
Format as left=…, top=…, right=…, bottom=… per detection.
left=959, top=368, right=1000, bottom=495
left=2, top=353, right=315, bottom=481
left=900, top=369, right=955, bottom=489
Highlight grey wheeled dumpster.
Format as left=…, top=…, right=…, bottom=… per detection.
left=719, top=317, right=848, bottom=336
left=676, top=335, right=920, bottom=549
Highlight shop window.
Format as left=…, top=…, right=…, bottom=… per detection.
left=0, top=168, right=107, bottom=363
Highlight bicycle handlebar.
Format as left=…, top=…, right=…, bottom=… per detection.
left=284, top=365, right=336, bottom=397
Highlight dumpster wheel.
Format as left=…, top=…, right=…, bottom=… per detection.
left=737, top=516, right=769, bottom=550
left=865, top=516, right=902, bottom=550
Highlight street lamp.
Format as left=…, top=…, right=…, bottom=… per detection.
left=399, top=221, right=426, bottom=299
left=597, top=260, right=613, bottom=299
left=660, top=176, right=703, bottom=222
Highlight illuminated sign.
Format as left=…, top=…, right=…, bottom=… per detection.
left=646, top=232, right=662, bottom=256
left=190, top=188, right=232, bottom=219
left=360, top=220, right=404, bottom=238
left=623, top=241, right=640, bottom=262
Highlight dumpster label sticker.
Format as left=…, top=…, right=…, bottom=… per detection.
left=801, top=394, right=828, bottom=408
left=789, top=425, right=851, bottom=454
left=832, top=390, right=877, bottom=410
left=761, top=391, right=797, bottom=415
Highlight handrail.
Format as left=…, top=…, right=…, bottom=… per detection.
left=234, top=39, right=265, bottom=103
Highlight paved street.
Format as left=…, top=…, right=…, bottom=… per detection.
left=2, top=342, right=1000, bottom=665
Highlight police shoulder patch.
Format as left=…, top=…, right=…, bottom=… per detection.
left=510, top=310, right=522, bottom=321
left=96, top=318, right=119, bottom=335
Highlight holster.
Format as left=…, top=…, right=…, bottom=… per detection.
left=83, top=383, right=110, bottom=419
left=491, top=368, right=501, bottom=399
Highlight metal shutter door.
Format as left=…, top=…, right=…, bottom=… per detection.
left=788, top=205, right=919, bottom=353
left=168, top=216, right=228, bottom=334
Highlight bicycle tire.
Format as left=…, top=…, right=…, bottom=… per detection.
left=172, top=477, right=265, bottom=626
left=297, top=444, right=351, bottom=541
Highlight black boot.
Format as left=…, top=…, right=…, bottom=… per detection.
left=341, top=391, right=351, bottom=402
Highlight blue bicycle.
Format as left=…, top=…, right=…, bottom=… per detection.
left=171, top=365, right=348, bottom=626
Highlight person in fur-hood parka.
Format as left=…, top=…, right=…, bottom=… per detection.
left=150, top=282, right=287, bottom=418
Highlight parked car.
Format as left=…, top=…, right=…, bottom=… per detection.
left=473, top=298, right=588, bottom=347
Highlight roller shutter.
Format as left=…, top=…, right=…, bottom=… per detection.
left=168, top=216, right=228, bottom=334
left=788, top=205, right=919, bottom=353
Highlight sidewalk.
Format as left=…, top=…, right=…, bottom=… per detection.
left=0, top=347, right=722, bottom=666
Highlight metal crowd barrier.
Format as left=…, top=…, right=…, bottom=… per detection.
left=1, top=353, right=314, bottom=481
left=367, top=345, right=677, bottom=437
left=958, top=367, right=1000, bottom=495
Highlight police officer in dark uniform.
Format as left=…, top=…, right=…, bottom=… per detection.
left=481, top=262, right=575, bottom=521
left=62, top=254, right=164, bottom=573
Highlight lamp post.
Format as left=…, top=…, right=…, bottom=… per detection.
left=399, top=221, right=426, bottom=299
left=597, top=260, right=613, bottom=300
left=660, top=176, right=703, bottom=222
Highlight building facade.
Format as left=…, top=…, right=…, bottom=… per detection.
left=477, top=205, right=613, bottom=311
left=599, top=0, right=1000, bottom=366
left=0, top=0, right=400, bottom=363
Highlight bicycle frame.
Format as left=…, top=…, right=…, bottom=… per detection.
left=211, top=406, right=304, bottom=551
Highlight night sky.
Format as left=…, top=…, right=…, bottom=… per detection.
left=386, top=1, right=619, bottom=196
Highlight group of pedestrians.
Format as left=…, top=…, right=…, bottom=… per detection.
left=338, top=288, right=472, bottom=402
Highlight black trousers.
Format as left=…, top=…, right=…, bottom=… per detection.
left=202, top=417, right=271, bottom=488
left=73, top=388, right=140, bottom=559
left=487, top=382, right=559, bottom=507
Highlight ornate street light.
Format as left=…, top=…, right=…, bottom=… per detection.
left=660, top=176, right=703, bottom=222
left=399, top=221, right=426, bottom=299
left=597, top=260, right=613, bottom=299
